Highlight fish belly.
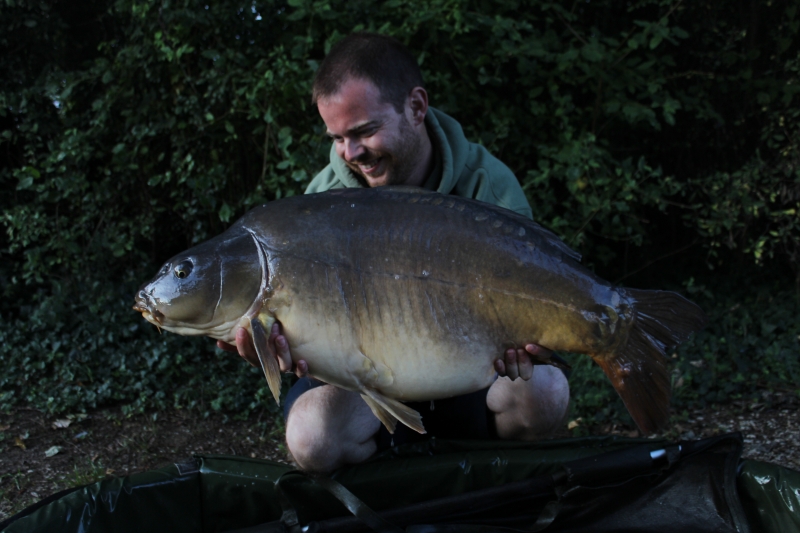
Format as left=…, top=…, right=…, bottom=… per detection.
left=269, top=254, right=600, bottom=402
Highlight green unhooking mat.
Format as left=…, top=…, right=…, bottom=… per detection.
left=2, top=433, right=798, bottom=533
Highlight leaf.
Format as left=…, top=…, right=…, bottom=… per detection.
left=219, top=202, right=234, bottom=223
left=761, top=322, right=778, bottom=336
left=17, top=176, right=34, bottom=190
left=45, top=445, right=61, bottom=457
left=580, top=42, right=605, bottom=62
left=649, top=35, right=663, bottom=49
left=672, top=26, right=689, bottom=39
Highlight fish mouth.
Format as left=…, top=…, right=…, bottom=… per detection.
left=135, top=307, right=165, bottom=333
left=133, top=305, right=164, bottom=324
left=133, top=291, right=165, bottom=327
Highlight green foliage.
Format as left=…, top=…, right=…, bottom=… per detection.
left=672, top=278, right=800, bottom=407
left=0, top=277, right=278, bottom=417
left=687, top=54, right=800, bottom=270
left=63, top=457, right=109, bottom=489
left=0, top=0, right=798, bottom=418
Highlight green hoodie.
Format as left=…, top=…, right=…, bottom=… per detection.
left=304, top=107, right=533, bottom=220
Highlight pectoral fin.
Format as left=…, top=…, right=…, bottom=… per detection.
left=251, top=316, right=282, bottom=405
left=360, top=389, right=426, bottom=435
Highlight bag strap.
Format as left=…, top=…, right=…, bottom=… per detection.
left=310, top=475, right=405, bottom=533
left=269, top=470, right=404, bottom=533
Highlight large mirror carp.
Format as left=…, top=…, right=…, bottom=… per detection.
left=134, top=187, right=706, bottom=434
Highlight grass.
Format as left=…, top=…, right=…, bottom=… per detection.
left=61, top=458, right=109, bottom=489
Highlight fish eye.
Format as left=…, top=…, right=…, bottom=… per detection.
left=174, top=260, right=193, bottom=279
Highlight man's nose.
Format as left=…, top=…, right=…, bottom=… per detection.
left=343, top=138, right=364, bottom=162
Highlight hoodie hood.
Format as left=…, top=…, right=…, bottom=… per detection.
left=306, top=107, right=533, bottom=220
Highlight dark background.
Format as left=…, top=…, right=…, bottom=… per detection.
left=1, top=0, right=798, bottom=425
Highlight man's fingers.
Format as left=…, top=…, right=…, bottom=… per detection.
left=235, top=328, right=259, bottom=367
left=217, top=340, right=237, bottom=353
left=231, top=324, right=307, bottom=378
left=269, top=321, right=281, bottom=342
left=295, top=359, right=309, bottom=378
left=504, top=348, right=520, bottom=380
left=275, top=334, right=307, bottom=378
left=265, top=322, right=304, bottom=375
left=517, top=348, right=534, bottom=381
left=274, top=334, right=293, bottom=373
left=524, top=343, right=554, bottom=361
left=494, top=344, right=555, bottom=381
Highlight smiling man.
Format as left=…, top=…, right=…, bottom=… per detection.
left=305, top=34, right=533, bottom=217
left=221, top=33, right=569, bottom=472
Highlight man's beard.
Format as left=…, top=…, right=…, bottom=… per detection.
left=347, top=116, right=424, bottom=187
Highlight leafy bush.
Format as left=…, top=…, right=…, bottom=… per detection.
left=0, top=277, right=278, bottom=417
left=672, top=277, right=800, bottom=407
left=1, top=0, right=798, bottom=418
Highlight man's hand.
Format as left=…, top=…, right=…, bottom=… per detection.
left=494, top=344, right=554, bottom=381
left=216, top=323, right=308, bottom=378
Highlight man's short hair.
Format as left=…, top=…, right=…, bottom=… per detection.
left=312, top=32, right=424, bottom=114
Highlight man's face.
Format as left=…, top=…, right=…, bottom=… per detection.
left=317, top=78, right=424, bottom=187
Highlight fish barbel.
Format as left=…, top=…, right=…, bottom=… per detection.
left=133, top=187, right=706, bottom=434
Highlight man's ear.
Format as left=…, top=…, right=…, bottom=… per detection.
left=406, top=87, right=429, bottom=126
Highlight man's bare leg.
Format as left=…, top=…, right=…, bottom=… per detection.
left=285, top=384, right=381, bottom=472
left=487, top=365, right=570, bottom=440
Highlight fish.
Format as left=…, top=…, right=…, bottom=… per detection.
left=133, top=186, right=706, bottom=435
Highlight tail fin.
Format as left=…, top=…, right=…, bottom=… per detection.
left=592, top=289, right=707, bottom=434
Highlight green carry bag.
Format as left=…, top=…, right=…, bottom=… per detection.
left=2, top=433, right=798, bottom=533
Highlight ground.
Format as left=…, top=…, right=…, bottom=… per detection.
left=1, top=394, right=799, bottom=521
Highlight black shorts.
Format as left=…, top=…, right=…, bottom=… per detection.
left=283, top=377, right=497, bottom=452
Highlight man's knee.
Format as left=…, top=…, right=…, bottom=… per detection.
left=285, top=412, right=341, bottom=472
left=284, top=386, right=380, bottom=472
left=487, top=365, right=570, bottom=440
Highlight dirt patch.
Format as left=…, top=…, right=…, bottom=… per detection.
left=2, top=394, right=798, bottom=521
left=0, top=407, right=289, bottom=520
left=574, top=393, right=800, bottom=471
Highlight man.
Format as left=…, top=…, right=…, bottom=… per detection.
left=220, top=33, right=570, bottom=472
